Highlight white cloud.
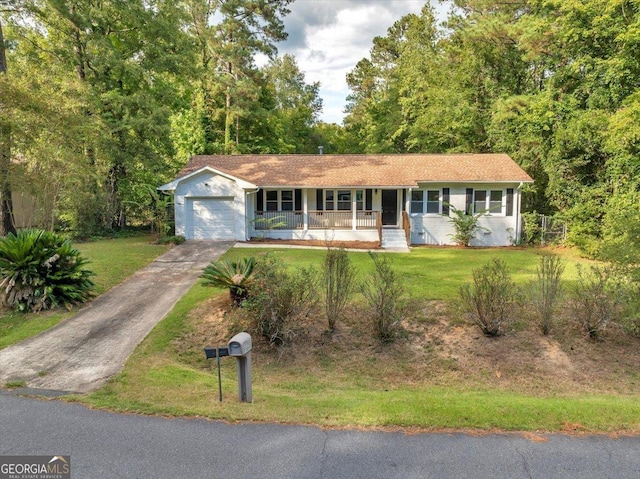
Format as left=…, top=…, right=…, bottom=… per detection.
left=276, top=0, right=447, bottom=124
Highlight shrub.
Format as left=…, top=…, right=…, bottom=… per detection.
left=446, top=205, right=488, bottom=247
left=243, top=255, right=318, bottom=346
left=323, top=247, right=357, bottom=331
left=569, top=264, right=623, bottom=340
left=460, top=258, right=518, bottom=336
left=156, top=235, right=185, bottom=245
left=0, top=229, right=95, bottom=312
left=528, top=253, right=565, bottom=335
left=521, top=212, right=541, bottom=245
left=360, top=252, right=406, bottom=343
left=201, top=257, right=255, bottom=306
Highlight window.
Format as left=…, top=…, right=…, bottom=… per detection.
left=410, top=190, right=424, bottom=214
left=489, top=190, right=502, bottom=214
left=410, top=190, right=440, bottom=214
left=281, top=190, right=293, bottom=211
left=323, top=190, right=364, bottom=210
left=474, top=190, right=503, bottom=214
left=325, top=190, right=334, bottom=210
left=337, top=190, right=351, bottom=210
left=426, top=190, right=440, bottom=214
left=266, top=190, right=278, bottom=211
left=265, top=190, right=293, bottom=211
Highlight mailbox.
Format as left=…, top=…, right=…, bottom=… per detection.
left=228, top=332, right=253, bottom=403
left=228, top=332, right=252, bottom=356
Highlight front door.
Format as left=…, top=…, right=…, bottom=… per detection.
left=381, top=190, right=398, bottom=226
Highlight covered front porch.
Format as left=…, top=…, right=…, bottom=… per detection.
left=248, top=187, right=407, bottom=244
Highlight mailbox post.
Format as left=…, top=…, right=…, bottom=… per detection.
left=228, top=332, right=252, bottom=403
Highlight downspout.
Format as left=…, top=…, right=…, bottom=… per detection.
left=245, top=188, right=260, bottom=241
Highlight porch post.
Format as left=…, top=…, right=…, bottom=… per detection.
left=303, top=189, right=308, bottom=230
left=352, top=189, right=357, bottom=230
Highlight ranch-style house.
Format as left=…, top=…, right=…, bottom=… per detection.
left=158, top=154, right=533, bottom=249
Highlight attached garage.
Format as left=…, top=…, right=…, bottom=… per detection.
left=185, top=197, right=236, bottom=240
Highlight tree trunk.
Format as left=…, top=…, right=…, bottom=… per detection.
left=0, top=19, right=16, bottom=236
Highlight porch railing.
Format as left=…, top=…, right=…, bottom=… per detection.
left=254, top=210, right=379, bottom=230
left=253, top=211, right=303, bottom=230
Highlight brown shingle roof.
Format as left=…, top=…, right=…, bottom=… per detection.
left=177, top=154, right=533, bottom=187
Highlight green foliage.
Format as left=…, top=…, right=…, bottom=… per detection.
left=447, top=205, right=488, bottom=247
left=323, top=247, right=357, bottom=331
left=201, top=257, right=255, bottom=306
left=569, top=264, right=623, bottom=340
left=0, top=229, right=95, bottom=312
left=360, top=252, right=406, bottom=343
left=460, top=258, right=518, bottom=337
left=528, top=253, right=565, bottom=335
left=242, top=255, right=319, bottom=346
left=156, top=235, right=185, bottom=245
left=520, top=212, right=541, bottom=245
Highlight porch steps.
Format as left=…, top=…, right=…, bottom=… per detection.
left=381, top=229, right=410, bottom=252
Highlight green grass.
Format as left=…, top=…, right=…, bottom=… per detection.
left=79, top=245, right=640, bottom=433
left=222, top=246, right=587, bottom=299
left=0, top=235, right=170, bottom=349
left=75, top=235, right=171, bottom=295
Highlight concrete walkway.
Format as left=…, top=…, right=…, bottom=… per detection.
left=0, top=241, right=231, bottom=394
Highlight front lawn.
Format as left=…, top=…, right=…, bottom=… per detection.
left=0, top=235, right=170, bottom=349
left=81, top=245, right=640, bottom=433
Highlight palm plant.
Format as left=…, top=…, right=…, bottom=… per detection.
left=201, top=257, right=255, bottom=306
left=0, top=229, right=95, bottom=312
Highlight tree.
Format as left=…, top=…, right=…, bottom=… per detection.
left=261, top=54, right=322, bottom=153
left=0, top=17, right=16, bottom=235
left=205, top=0, right=292, bottom=153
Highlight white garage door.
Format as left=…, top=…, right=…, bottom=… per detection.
left=187, top=198, right=236, bottom=240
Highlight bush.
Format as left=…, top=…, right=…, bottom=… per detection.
left=569, top=264, right=623, bottom=340
left=0, top=229, right=95, bottom=312
left=243, top=255, right=318, bottom=346
left=156, top=235, right=185, bottom=245
left=201, top=257, right=255, bottom=306
left=460, top=258, right=518, bottom=336
left=528, top=253, right=565, bottom=335
left=360, top=252, right=406, bottom=343
left=323, top=247, right=357, bottom=331
left=521, top=212, right=541, bottom=245
left=447, top=205, right=488, bottom=247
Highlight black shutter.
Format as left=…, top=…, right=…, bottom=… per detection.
left=316, top=189, right=323, bottom=211
left=506, top=188, right=514, bottom=216
left=465, top=188, right=473, bottom=215
left=365, top=189, right=373, bottom=211
left=256, top=189, right=263, bottom=212
left=295, top=189, right=302, bottom=211
left=442, top=188, right=450, bottom=216
left=402, top=189, right=406, bottom=211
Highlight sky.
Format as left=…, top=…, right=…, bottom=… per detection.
left=273, top=0, right=450, bottom=125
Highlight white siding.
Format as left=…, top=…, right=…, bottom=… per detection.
left=174, top=171, right=246, bottom=241
left=409, top=184, right=522, bottom=247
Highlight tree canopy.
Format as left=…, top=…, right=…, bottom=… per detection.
left=2, top=0, right=640, bottom=262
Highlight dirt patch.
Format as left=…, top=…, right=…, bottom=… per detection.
left=175, top=295, right=640, bottom=396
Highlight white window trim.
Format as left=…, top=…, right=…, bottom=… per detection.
left=324, top=189, right=364, bottom=211
left=264, top=189, right=295, bottom=211
left=473, top=189, right=505, bottom=216
left=410, top=189, right=442, bottom=215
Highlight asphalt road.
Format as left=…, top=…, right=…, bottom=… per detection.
left=1, top=393, right=639, bottom=479
left=0, top=241, right=231, bottom=393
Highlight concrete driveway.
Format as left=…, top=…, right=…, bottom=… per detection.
left=0, top=241, right=232, bottom=394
